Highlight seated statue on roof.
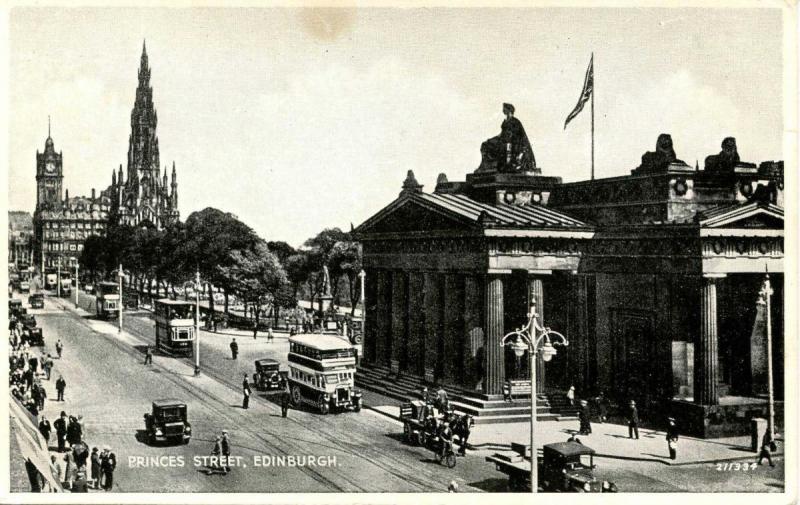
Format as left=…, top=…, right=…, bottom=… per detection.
left=704, top=137, right=740, bottom=174
left=478, top=103, right=537, bottom=173
left=635, top=133, right=686, bottom=174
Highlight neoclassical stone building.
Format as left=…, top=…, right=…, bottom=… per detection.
left=355, top=133, right=784, bottom=437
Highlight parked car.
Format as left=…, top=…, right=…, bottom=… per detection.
left=143, top=399, right=192, bottom=445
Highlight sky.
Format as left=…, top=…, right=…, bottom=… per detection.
left=8, top=7, right=784, bottom=247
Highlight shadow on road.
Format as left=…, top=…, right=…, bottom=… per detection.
left=468, top=477, right=510, bottom=493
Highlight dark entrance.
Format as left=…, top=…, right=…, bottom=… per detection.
left=504, top=270, right=531, bottom=381
left=611, top=309, right=656, bottom=407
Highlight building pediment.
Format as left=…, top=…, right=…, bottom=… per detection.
left=356, top=195, right=479, bottom=237
left=699, top=203, right=783, bottom=236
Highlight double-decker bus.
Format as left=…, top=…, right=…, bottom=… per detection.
left=95, top=282, right=120, bottom=319
left=154, top=299, right=196, bottom=357
left=287, top=334, right=362, bottom=414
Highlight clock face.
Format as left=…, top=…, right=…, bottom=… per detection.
left=45, top=161, right=56, bottom=174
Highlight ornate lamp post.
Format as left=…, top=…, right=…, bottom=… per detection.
left=501, top=303, right=568, bottom=493
left=756, top=270, right=775, bottom=442
left=115, top=264, right=131, bottom=334
left=184, top=270, right=209, bottom=376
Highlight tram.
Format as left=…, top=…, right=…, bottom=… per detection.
left=154, top=299, right=196, bottom=357
left=287, top=333, right=362, bottom=414
left=95, top=282, right=120, bottom=319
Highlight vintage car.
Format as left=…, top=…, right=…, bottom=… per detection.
left=24, top=326, right=44, bottom=346
left=252, top=359, right=285, bottom=391
left=486, top=442, right=617, bottom=492
left=143, top=399, right=192, bottom=445
left=20, top=313, right=37, bottom=331
left=29, top=293, right=45, bottom=309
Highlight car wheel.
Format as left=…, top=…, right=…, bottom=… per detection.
left=290, top=386, right=302, bottom=406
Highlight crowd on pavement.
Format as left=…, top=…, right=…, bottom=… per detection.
left=9, top=296, right=118, bottom=492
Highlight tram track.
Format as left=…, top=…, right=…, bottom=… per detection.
left=69, top=293, right=470, bottom=491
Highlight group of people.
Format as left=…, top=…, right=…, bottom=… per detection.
left=48, top=443, right=117, bottom=492
left=209, top=430, right=233, bottom=474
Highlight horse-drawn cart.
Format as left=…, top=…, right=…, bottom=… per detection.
left=399, top=400, right=473, bottom=468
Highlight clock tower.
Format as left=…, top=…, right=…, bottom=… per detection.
left=36, top=118, right=63, bottom=211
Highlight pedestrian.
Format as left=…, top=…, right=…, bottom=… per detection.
left=31, top=382, right=42, bottom=411
left=38, top=415, right=52, bottom=446
left=55, top=339, right=63, bottom=359
left=757, top=431, right=776, bottom=467
left=211, top=435, right=223, bottom=473
left=268, top=327, right=274, bottom=343
left=101, top=446, right=116, bottom=490
left=144, top=345, right=153, bottom=365
left=229, top=338, right=238, bottom=360
left=502, top=380, right=513, bottom=403
left=37, top=382, right=47, bottom=410
left=90, top=447, right=101, bottom=489
left=566, top=385, right=575, bottom=407
left=666, top=417, right=679, bottom=460
left=578, top=399, right=592, bottom=435
left=43, top=354, right=53, bottom=380
left=628, top=400, right=640, bottom=440
left=596, top=391, right=608, bottom=423
left=55, top=375, right=66, bottom=401
left=67, top=415, right=82, bottom=446
left=50, top=454, right=62, bottom=485
left=63, top=450, right=76, bottom=489
left=242, top=374, right=251, bottom=409
left=436, top=386, right=449, bottom=414
left=72, top=469, right=89, bottom=493
left=221, top=431, right=231, bottom=473
left=281, top=379, right=291, bottom=418
left=54, top=411, right=68, bottom=452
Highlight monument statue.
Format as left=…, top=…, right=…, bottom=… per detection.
left=704, top=137, right=741, bottom=173
left=635, top=133, right=686, bottom=174
left=478, top=103, right=537, bottom=173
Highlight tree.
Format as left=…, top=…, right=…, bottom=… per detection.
left=284, top=252, right=310, bottom=300
left=328, top=240, right=362, bottom=315
left=79, top=235, right=108, bottom=282
left=303, top=228, right=349, bottom=307
left=218, top=240, right=288, bottom=337
left=183, top=208, right=261, bottom=316
left=267, top=241, right=296, bottom=264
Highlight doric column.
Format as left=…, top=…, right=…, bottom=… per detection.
left=695, top=274, right=723, bottom=405
left=390, top=271, right=406, bottom=374
left=407, top=272, right=425, bottom=376
left=423, top=272, right=441, bottom=383
left=484, top=275, right=505, bottom=395
left=363, top=268, right=378, bottom=364
left=528, top=275, right=546, bottom=394
left=569, top=273, right=590, bottom=392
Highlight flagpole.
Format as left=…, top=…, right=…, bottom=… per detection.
left=591, top=52, right=595, bottom=181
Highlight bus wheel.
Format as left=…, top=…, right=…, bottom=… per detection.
left=290, top=386, right=302, bottom=406
left=319, top=400, right=330, bottom=415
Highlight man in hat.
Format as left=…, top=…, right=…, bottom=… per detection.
left=211, top=435, right=223, bottom=473
left=627, top=400, right=640, bottom=439
left=100, top=446, right=117, bottom=490
left=666, top=417, right=679, bottom=460
left=479, top=103, right=537, bottom=173
left=54, top=411, right=68, bottom=452
left=38, top=414, right=52, bottom=447
left=221, top=431, right=231, bottom=473
left=229, top=338, right=238, bottom=360
left=242, top=373, right=251, bottom=409
left=55, top=375, right=66, bottom=401
left=144, top=345, right=153, bottom=365
left=280, top=378, right=291, bottom=418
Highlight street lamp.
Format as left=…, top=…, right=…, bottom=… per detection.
left=114, top=264, right=131, bottom=334
left=184, top=270, right=207, bottom=376
left=756, top=269, right=776, bottom=443
left=73, top=258, right=79, bottom=307
left=501, top=303, right=568, bottom=493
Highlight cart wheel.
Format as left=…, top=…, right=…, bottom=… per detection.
left=290, top=385, right=302, bottom=406
left=445, top=453, right=456, bottom=468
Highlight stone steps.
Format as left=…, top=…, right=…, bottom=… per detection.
left=356, top=362, right=577, bottom=424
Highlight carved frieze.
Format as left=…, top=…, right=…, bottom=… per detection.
left=702, top=237, right=783, bottom=258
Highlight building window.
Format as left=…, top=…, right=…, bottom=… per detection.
left=70, top=244, right=76, bottom=251
left=77, top=244, right=83, bottom=251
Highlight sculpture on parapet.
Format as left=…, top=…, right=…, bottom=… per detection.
left=704, top=137, right=741, bottom=173
left=635, top=134, right=686, bottom=174
left=478, top=103, right=537, bottom=174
